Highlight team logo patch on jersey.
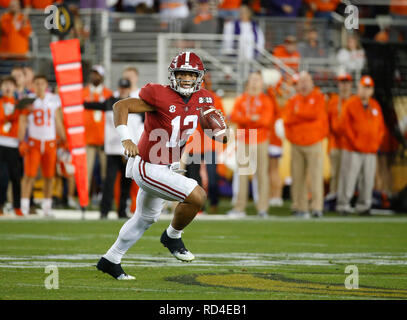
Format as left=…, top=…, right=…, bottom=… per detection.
left=169, top=105, right=176, bottom=113
left=199, top=97, right=213, bottom=104
left=3, top=102, right=15, bottom=116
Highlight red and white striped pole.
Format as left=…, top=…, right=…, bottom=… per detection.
left=50, top=39, right=89, bottom=212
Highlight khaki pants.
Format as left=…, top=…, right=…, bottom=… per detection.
left=86, top=145, right=107, bottom=187
left=234, top=141, right=269, bottom=213
left=336, top=149, right=376, bottom=213
left=329, top=148, right=342, bottom=194
left=290, top=142, right=324, bottom=212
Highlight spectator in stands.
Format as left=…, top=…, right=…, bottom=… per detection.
left=297, top=27, right=326, bottom=58
left=325, top=72, right=353, bottom=202
left=0, top=0, right=11, bottom=9
left=336, top=33, right=365, bottom=78
left=65, top=3, right=90, bottom=53
left=222, top=5, right=265, bottom=61
left=23, top=66, right=35, bottom=92
left=121, top=0, right=154, bottom=13
left=83, top=65, right=112, bottom=199
left=228, top=71, right=274, bottom=218
left=159, top=0, right=189, bottom=27
left=0, top=76, right=26, bottom=216
left=263, top=0, right=302, bottom=17
left=11, top=66, right=31, bottom=99
left=283, top=71, right=328, bottom=218
left=19, top=74, right=66, bottom=217
left=122, top=66, right=141, bottom=98
left=23, top=0, right=62, bottom=9
left=305, top=0, right=340, bottom=19
left=374, top=28, right=390, bottom=43
left=182, top=0, right=218, bottom=34
left=218, top=0, right=241, bottom=22
left=336, top=75, right=385, bottom=215
left=0, top=0, right=32, bottom=58
left=80, top=0, right=107, bottom=9
left=273, top=35, right=301, bottom=72
left=389, top=0, right=407, bottom=42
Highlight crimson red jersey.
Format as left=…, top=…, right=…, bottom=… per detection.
left=138, top=83, right=215, bottom=164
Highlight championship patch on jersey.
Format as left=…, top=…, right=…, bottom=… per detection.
left=199, top=97, right=213, bottom=104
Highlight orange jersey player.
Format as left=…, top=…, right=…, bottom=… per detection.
left=83, top=65, right=112, bottom=189
left=18, top=74, right=66, bottom=217
left=0, top=76, right=28, bottom=216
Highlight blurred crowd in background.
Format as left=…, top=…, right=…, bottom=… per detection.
left=1, top=0, right=407, bottom=219
left=1, top=0, right=407, bottom=58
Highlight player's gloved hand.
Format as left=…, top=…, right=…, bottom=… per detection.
left=122, top=139, right=139, bottom=157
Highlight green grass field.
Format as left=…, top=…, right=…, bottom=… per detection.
left=1, top=203, right=407, bottom=301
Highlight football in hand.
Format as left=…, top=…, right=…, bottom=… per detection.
left=199, top=106, right=228, bottom=143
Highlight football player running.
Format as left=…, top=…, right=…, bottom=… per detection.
left=97, top=52, right=226, bottom=280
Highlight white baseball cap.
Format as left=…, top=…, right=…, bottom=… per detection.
left=91, top=65, right=105, bottom=77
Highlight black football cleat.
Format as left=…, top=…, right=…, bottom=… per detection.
left=96, top=257, right=135, bottom=280
left=160, top=230, right=195, bottom=262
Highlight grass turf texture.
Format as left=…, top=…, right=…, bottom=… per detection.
left=1, top=212, right=407, bottom=300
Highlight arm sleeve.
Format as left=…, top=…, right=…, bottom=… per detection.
left=253, top=97, right=273, bottom=128
left=139, top=83, right=157, bottom=107
left=19, top=19, right=32, bottom=37
left=0, top=15, right=12, bottom=34
left=329, top=100, right=342, bottom=136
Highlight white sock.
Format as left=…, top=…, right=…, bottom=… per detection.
left=104, top=213, right=154, bottom=264
left=166, top=224, right=182, bottom=239
left=42, top=198, right=52, bottom=216
left=21, top=198, right=29, bottom=215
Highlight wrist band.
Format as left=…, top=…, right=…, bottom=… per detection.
left=116, top=125, right=131, bottom=141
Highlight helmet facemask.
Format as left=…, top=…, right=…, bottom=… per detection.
left=169, top=69, right=204, bottom=96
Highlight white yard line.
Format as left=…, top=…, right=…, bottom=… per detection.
left=0, top=209, right=406, bottom=222
left=1, top=252, right=406, bottom=269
